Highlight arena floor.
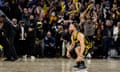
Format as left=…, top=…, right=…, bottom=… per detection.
left=0, top=58, right=120, bottom=72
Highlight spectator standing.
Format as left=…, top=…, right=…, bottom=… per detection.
left=0, top=19, right=10, bottom=60
left=62, top=29, right=70, bottom=57
left=0, top=0, right=4, bottom=8
left=8, top=0, right=20, bottom=20
left=56, top=25, right=64, bottom=56
left=103, top=19, right=113, bottom=58
left=0, top=15, right=18, bottom=61
left=26, top=15, right=36, bottom=61
left=92, top=19, right=104, bottom=58
left=36, top=20, right=44, bottom=57
left=21, top=8, right=30, bottom=25
left=18, top=21, right=27, bottom=60
left=12, top=18, right=19, bottom=56
left=115, top=21, right=120, bottom=55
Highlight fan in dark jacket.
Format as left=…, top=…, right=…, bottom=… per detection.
left=44, top=31, right=56, bottom=57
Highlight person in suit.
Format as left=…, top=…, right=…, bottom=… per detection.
left=12, top=18, right=20, bottom=56
left=17, top=21, right=27, bottom=58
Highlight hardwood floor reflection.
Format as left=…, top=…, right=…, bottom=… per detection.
left=0, top=58, right=120, bottom=72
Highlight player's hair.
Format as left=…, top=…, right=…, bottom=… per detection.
left=72, top=21, right=80, bottom=31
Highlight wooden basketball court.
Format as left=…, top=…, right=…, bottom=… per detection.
left=0, top=58, right=120, bottom=72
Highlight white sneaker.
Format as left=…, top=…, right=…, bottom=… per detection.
left=31, top=56, right=35, bottom=62
left=23, top=55, right=27, bottom=62
left=86, top=53, right=92, bottom=59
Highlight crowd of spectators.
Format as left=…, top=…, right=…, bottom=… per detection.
left=0, top=0, right=120, bottom=61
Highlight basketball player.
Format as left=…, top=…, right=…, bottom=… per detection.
left=66, top=22, right=86, bottom=69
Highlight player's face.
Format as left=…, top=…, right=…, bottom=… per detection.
left=69, top=24, right=75, bottom=32
left=0, top=22, right=4, bottom=29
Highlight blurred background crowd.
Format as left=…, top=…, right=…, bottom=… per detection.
left=0, top=0, right=120, bottom=61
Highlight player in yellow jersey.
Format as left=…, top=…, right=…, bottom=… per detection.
left=66, top=22, right=86, bottom=69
